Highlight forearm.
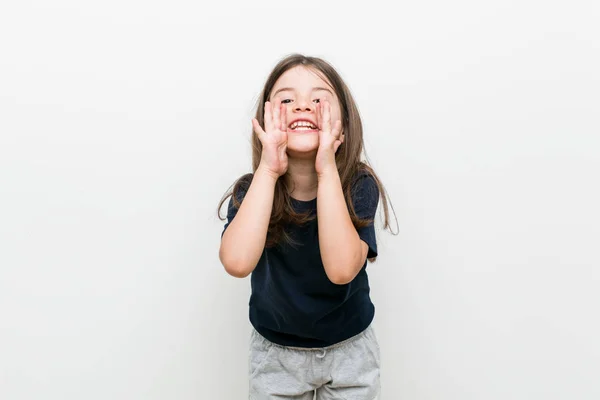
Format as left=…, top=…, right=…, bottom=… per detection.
left=219, top=166, right=278, bottom=277
left=317, top=169, right=364, bottom=285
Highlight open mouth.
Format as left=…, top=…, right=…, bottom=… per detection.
left=289, top=120, right=318, bottom=132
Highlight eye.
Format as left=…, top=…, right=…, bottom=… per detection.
left=313, top=98, right=320, bottom=103
left=281, top=99, right=292, bottom=104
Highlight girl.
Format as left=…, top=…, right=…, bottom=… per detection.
left=218, top=54, right=395, bottom=400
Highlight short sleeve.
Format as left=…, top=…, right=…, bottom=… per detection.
left=352, top=173, right=379, bottom=258
left=221, top=176, right=251, bottom=237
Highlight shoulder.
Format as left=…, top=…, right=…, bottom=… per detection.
left=233, top=172, right=254, bottom=193
left=228, top=172, right=254, bottom=206
left=349, top=167, right=379, bottom=216
left=235, top=172, right=254, bottom=186
left=351, top=169, right=379, bottom=198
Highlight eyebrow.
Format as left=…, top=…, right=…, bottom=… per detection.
left=272, top=86, right=334, bottom=97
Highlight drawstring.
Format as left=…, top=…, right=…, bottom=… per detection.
left=316, top=348, right=327, bottom=359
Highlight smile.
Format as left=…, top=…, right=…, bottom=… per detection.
left=289, top=120, right=318, bottom=131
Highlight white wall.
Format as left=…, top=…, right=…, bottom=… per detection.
left=1, top=1, right=599, bottom=399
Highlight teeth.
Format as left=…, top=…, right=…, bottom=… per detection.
left=290, top=121, right=317, bottom=130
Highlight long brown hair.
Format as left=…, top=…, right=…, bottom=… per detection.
left=218, top=53, right=397, bottom=259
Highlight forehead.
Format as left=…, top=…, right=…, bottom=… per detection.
left=272, top=65, right=334, bottom=92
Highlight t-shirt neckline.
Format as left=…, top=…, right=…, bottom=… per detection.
left=290, top=196, right=317, bottom=210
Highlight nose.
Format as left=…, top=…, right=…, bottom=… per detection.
left=294, top=97, right=314, bottom=112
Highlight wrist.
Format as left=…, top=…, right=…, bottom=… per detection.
left=317, top=166, right=339, bottom=181
left=256, top=164, right=281, bottom=183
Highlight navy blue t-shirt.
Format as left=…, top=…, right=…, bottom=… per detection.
left=222, top=172, right=379, bottom=348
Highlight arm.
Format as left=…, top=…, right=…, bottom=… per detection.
left=219, top=100, right=288, bottom=278
left=314, top=100, right=370, bottom=285
left=317, top=169, right=369, bottom=285
left=219, top=167, right=278, bottom=278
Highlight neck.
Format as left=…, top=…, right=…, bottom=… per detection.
left=286, top=158, right=318, bottom=201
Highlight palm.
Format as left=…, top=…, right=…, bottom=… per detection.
left=252, top=100, right=289, bottom=177
left=263, top=124, right=287, bottom=147
left=315, top=100, right=343, bottom=175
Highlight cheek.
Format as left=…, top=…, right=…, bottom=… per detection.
left=333, top=108, right=343, bottom=123
left=330, top=101, right=342, bottom=121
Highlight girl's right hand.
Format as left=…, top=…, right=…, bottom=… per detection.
left=252, top=100, right=288, bottom=178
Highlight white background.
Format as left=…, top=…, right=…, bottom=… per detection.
left=1, top=1, right=599, bottom=399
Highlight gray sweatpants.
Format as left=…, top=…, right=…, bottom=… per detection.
left=249, top=324, right=381, bottom=400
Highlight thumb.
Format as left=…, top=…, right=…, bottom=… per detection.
left=252, top=119, right=266, bottom=141
left=334, top=140, right=342, bottom=153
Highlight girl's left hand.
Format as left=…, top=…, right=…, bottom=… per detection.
left=315, top=100, right=344, bottom=176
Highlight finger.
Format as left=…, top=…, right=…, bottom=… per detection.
left=264, top=101, right=273, bottom=132
left=272, top=98, right=280, bottom=130
left=334, top=139, right=342, bottom=153
left=280, top=102, right=287, bottom=132
left=252, top=118, right=266, bottom=141
left=323, top=100, right=331, bottom=133
left=331, top=119, right=342, bottom=139
left=316, top=102, right=321, bottom=130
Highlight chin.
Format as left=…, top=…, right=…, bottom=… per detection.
left=287, top=136, right=319, bottom=156
left=286, top=146, right=318, bottom=159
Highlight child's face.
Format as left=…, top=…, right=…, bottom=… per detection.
left=269, top=65, right=343, bottom=156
